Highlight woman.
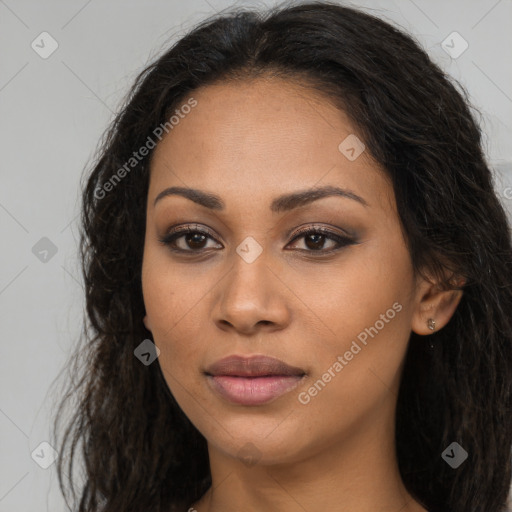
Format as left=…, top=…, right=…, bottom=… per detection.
left=53, top=2, right=512, bottom=511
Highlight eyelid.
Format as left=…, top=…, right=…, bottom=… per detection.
left=165, top=223, right=220, bottom=242
left=289, top=223, right=354, bottom=240
left=161, top=223, right=352, bottom=243
left=158, top=222, right=356, bottom=255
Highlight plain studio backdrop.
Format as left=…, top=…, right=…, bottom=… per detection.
left=0, top=1, right=511, bottom=511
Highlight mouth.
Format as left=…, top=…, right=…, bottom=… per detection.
left=204, top=355, right=307, bottom=406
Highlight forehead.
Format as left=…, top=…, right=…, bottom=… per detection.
left=148, top=77, right=393, bottom=213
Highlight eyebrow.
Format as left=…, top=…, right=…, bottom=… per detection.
left=153, top=185, right=369, bottom=212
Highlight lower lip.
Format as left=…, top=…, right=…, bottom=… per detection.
left=207, top=375, right=304, bottom=405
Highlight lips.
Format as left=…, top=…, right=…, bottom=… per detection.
left=205, top=355, right=306, bottom=377
left=204, top=355, right=306, bottom=405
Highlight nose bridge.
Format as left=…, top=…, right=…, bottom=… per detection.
left=214, top=236, right=289, bottom=331
left=227, top=237, right=274, bottom=301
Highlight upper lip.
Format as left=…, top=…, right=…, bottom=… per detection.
left=205, top=355, right=306, bottom=377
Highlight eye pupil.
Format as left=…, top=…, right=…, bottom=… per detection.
left=305, top=233, right=325, bottom=250
left=187, top=233, right=207, bottom=248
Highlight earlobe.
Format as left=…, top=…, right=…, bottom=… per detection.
left=411, top=279, right=465, bottom=336
left=143, top=314, right=152, bottom=332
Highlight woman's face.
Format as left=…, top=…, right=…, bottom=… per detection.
left=142, top=77, right=431, bottom=466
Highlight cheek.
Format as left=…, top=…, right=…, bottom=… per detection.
left=297, top=238, right=415, bottom=401
left=142, top=262, right=210, bottom=419
left=308, top=240, right=413, bottom=345
left=141, top=245, right=218, bottom=397
left=141, top=241, right=208, bottom=332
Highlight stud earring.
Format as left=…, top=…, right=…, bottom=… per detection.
left=427, top=318, right=436, bottom=349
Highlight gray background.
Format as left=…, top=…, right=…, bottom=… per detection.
left=1, top=0, right=511, bottom=510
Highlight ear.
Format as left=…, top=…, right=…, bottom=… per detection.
left=411, top=272, right=466, bottom=335
left=143, top=314, right=152, bottom=333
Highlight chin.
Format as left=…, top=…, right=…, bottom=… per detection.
left=191, top=409, right=316, bottom=463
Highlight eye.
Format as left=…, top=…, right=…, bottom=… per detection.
left=158, top=224, right=222, bottom=252
left=286, top=225, right=356, bottom=254
left=158, top=223, right=356, bottom=255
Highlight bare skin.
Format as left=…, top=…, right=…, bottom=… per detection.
left=141, top=76, right=463, bottom=512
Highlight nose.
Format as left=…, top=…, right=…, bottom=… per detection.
left=213, top=249, right=291, bottom=335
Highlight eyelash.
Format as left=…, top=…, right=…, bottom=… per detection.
left=157, top=223, right=356, bottom=256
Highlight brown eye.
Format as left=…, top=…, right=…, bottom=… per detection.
left=287, top=226, right=356, bottom=254
left=158, top=224, right=356, bottom=256
left=183, top=232, right=208, bottom=250
left=158, top=225, right=222, bottom=252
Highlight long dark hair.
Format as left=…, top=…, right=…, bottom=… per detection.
left=52, top=2, right=512, bottom=511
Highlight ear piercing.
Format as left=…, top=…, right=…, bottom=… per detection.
left=426, top=318, right=436, bottom=349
